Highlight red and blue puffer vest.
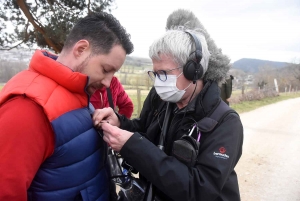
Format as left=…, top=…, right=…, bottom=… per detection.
left=0, top=50, right=109, bottom=201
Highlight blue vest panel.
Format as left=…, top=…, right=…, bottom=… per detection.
left=28, top=108, right=109, bottom=201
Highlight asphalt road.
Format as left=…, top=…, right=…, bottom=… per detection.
left=235, top=97, right=300, bottom=201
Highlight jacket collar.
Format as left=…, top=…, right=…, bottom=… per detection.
left=29, top=50, right=89, bottom=95
left=175, top=81, right=221, bottom=119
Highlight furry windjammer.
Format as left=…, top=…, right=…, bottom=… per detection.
left=166, top=9, right=230, bottom=84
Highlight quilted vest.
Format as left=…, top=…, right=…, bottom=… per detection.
left=0, top=50, right=109, bottom=201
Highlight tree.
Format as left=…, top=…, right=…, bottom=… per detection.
left=0, top=0, right=115, bottom=53
left=284, top=64, right=300, bottom=91
left=165, top=9, right=230, bottom=84
left=293, top=65, right=300, bottom=82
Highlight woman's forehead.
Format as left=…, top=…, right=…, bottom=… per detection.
left=152, top=55, right=177, bottom=71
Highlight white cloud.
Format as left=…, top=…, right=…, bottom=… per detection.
left=112, top=0, right=300, bottom=63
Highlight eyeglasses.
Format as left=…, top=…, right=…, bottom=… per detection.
left=147, top=67, right=182, bottom=82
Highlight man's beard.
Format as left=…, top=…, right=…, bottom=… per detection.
left=74, top=55, right=104, bottom=96
left=87, top=83, right=104, bottom=96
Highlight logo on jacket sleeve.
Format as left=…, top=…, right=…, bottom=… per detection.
left=213, top=147, right=229, bottom=159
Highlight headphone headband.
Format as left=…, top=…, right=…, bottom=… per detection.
left=182, top=31, right=204, bottom=82
left=184, top=31, right=202, bottom=63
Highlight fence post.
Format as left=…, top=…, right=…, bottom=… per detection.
left=242, top=85, right=245, bottom=96
left=137, top=88, right=141, bottom=117
left=274, top=78, right=279, bottom=93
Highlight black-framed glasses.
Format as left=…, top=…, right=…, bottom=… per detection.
left=147, top=67, right=182, bottom=82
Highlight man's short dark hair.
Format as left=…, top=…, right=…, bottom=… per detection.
left=63, top=12, right=134, bottom=55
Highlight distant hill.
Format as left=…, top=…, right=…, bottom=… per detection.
left=232, top=58, right=290, bottom=73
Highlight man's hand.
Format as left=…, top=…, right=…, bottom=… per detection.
left=93, top=107, right=120, bottom=129
left=101, top=122, right=133, bottom=151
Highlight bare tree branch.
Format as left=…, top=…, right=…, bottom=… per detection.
left=0, top=40, right=26, bottom=50
left=88, top=0, right=91, bottom=14
left=16, top=0, right=60, bottom=53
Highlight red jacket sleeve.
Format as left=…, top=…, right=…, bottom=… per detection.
left=90, top=77, right=134, bottom=118
left=0, top=96, right=54, bottom=201
left=113, top=77, right=134, bottom=118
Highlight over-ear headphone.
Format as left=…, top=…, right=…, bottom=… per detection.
left=183, top=31, right=204, bottom=83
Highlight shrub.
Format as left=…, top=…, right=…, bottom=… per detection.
left=230, top=88, right=279, bottom=104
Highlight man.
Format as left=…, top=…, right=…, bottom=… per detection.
left=0, top=12, right=133, bottom=200
left=91, top=76, right=134, bottom=118
left=93, top=29, right=243, bottom=200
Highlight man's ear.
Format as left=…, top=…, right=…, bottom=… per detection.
left=72, top=40, right=90, bottom=58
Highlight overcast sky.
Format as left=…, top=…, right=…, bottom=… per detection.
left=111, top=0, right=300, bottom=63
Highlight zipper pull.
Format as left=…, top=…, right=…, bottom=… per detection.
left=188, top=125, right=196, bottom=136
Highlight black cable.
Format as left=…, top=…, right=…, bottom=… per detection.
left=156, top=107, right=166, bottom=131
left=158, top=102, right=172, bottom=150
left=179, top=81, right=198, bottom=128
left=106, top=87, right=114, bottom=109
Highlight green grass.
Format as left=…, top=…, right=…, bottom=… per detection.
left=231, top=92, right=300, bottom=114
left=128, top=94, right=148, bottom=118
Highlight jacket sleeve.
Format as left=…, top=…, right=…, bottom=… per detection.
left=120, top=112, right=243, bottom=201
left=0, top=96, right=54, bottom=201
left=118, top=87, right=158, bottom=134
left=114, top=78, right=134, bottom=118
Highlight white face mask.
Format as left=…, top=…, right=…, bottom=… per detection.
left=154, top=72, right=192, bottom=103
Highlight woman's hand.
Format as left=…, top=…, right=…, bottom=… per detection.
left=101, top=122, right=133, bottom=151
left=93, top=107, right=120, bottom=129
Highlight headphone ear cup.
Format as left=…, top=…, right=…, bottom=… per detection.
left=194, top=64, right=204, bottom=80
left=183, top=61, right=197, bottom=81
left=184, top=31, right=204, bottom=82
left=183, top=61, right=204, bottom=81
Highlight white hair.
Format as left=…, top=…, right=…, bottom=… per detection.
left=149, top=29, right=210, bottom=78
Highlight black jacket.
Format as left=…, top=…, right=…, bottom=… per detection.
left=119, top=81, right=243, bottom=201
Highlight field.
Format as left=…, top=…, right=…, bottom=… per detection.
left=125, top=89, right=149, bottom=118
left=231, top=91, right=300, bottom=114
left=1, top=81, right=300, bottom=117
left=125, top=87, right=300, bottom=117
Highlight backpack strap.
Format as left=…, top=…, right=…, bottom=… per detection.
left=196, top=100, right=236, bottom=133
left=106, top=87, right=114, bottom=110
